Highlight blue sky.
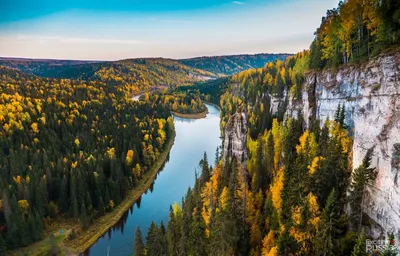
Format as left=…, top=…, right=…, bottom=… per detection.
left=0, top=0, right=339, bottom=60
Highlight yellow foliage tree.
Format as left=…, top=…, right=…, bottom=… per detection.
left=270, top=167, right=284, bottom=214
left=126, top=149, right=134, bottom=165
left=31, top=122, right=39, bottom=133
left=18, top=200, right=29, bottom=215
left=74, top=138, right=80, bottom=147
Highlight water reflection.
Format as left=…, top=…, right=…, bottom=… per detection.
left=84, top=104, right=221, bottom=256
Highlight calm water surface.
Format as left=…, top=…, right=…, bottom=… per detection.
left=84, top=103, right=221, bottom=256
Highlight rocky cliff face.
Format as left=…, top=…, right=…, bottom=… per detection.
left=223, top=111, right=248, bottom=163
left=287, top=52, right=400, bottom=238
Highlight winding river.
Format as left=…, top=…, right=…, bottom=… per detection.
left=84, top=103, right=221, bottom=255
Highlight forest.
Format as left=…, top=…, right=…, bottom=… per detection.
left=143, top=90, right=207, bottom=116
left=180, top=54, right=292, bottom=76
left=0, top=66, right=175, bottom=253
left=1, top=0, right=399, bottom=254
left=135, top=0, right=400, bottom=255
left=309, top=0, right=400, bottom=69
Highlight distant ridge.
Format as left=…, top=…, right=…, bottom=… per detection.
left=0, top=53, right=291, bottom=77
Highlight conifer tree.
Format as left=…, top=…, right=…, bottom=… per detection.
left=316, top=189, right=339, bottom=256
left=200, top=152, right=210, bottom=184
left=133, top=227, right=144, bottom=256
left=349, top=149, right=377, bottom=231
left=80, top=202, right=89, bottom=230
left=351, top=228, right=367, bottom=256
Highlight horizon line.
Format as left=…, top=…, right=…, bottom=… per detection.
left=0, top=52, right=296, bottom=63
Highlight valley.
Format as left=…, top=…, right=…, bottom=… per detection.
left=1, top=0, right=400, bottom=255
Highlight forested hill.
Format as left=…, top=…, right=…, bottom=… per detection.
left=0, top=53, right=291, bottom=89
left=0, top=58, right=217, bottom=93
left=0, top=64, right=178, bottom=253
left=180, top=53, right=291, bottom=75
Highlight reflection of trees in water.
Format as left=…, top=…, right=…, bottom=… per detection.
left=94, top=151, right=172, bottom=241
left=85, top=105, right=221, bottom=255
left=135, top=196, right=142, bottom=210
left=173, top=116, right=196, bottom=123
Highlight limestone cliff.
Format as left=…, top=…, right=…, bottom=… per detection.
left=287, top=52, right=400, bottom=237
left=223, top=111, right=248, bottom=163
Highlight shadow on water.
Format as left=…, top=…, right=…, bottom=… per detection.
left=83, top=154, right=171, bottom=255
left=83, top=104, right=221, bottom=256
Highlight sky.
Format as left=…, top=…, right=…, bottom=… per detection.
left=0, top=0, right=339, bottom=60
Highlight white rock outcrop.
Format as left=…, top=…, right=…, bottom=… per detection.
left=223, top=111, right=248, bottom=163
left=287, top=52, right=400, bottom=237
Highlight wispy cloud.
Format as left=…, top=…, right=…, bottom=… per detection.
left=232, top=1, right=244, bottom=5
left=3, top=35, right=152, bottom=45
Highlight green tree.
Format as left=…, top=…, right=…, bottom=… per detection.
left=351, top=228, right=367, bottom=256
left=133, top=227, right=144, bottom=256
left=349, top=149, right=377, bottom=231
left=80, top=203, right=89, bottom=230
left=316, top=189, right=339, bottom=256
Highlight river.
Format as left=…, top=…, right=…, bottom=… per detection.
left=84, top=103, right=221, bottom=255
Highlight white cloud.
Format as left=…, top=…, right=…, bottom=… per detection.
left=232, top=1, right=244, bottom=5
left=9, top=35, right=151, bottom=45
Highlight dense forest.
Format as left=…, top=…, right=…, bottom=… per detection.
left=136, top=116, right=377, bottom=256
left=0, top=58, right=217, bottom=93
left=0, top=66, right=176, bottom=252
left=0, top=53, right=291, bottom=91
left=136, top=0, right=400, bottom=255
left=0, top=52, right=292, bottom=254
left=142, top=90, right=207, bottom=116
left=180, top=54, right=292, bottom=76
left=309, top=0, right=400, bottom=69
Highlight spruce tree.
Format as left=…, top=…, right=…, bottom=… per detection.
left=255, top=135, right=264, bottom=192
left=351, top=228, right=367, bottom=256
left=316, top=189, right=339, bottom=256
left=133, top=227, right=144, bottom=256
left=80, top=203, right=89, bottom=230
left=349, top=149, right=377, bottom=231
left=200, top=152, right=210, bottom=186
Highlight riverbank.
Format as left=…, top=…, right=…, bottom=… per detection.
left=171, top=108, right=208, bottom=119
left=8, top=130, right=176, bottom=256
left=203, top=101, right=221, bottom=111
left=67, top=130, right=176, bottom=253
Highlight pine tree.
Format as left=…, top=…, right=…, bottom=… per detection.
left=200, top=152, right=210, bottom=186
left=159, top=221, right=168, bottom=256
left=133, top=227, right=144, bottom=256
left=189, top=200, right=207, bottom=256
left=146, top=222, right=158, bottom=256
left=209, top=189, right=239, bottom=256
left=215, top=146, right=220, bottom=165
left=98, top=196, right=105, bottom=216
left=255, top=135, right=264, bottom=192
left=349, top=149, right=377, bottom=231
left=69, top=174, right=79, bottom=218
left=316, top=189, right=339, bottom=256
left=351, top=228, right=367, bottom=256
left=80, top=202, right=89, bottom=230
left=167, top=203, right=182, bottom=256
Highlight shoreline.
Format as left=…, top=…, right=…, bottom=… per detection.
left=203, top=100, right=221, bottom=111
left=8, top=130, right=176, bottom=256
left=171, top=108, right=208, bottom=119
left=67, top=130, right=176, bottom=253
